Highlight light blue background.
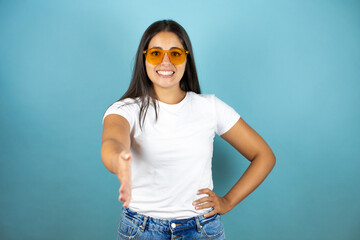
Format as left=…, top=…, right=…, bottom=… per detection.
left=1, top=0, right=359, bottom=239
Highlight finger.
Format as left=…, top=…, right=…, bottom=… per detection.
left=204, top=210, right=217, bottom=218
left=197, top=188, right=213, bottom=196
left=119, top=185, right=130, bottom=202
left=119, top=194, right=124, bottom=202
left=123, top=199, right=130, bottom=208
left=195, top=202, right=213, bottom=210
left=193, top=196, right=211, bottom=205
left=119, top=184, right=126, bottom=195
left=119, top=191, right=130, bottom=202
left=118, top=187, right=126, bottom=201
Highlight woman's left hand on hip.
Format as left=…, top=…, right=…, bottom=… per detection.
left=192, top=188, right=232, bottom=218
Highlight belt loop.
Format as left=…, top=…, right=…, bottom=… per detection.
left=195, top=216, right=202, bottom=232
left=140, top=216, right=148, bottom=232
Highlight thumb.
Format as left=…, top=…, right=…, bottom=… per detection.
left=120, top=151, right=132, bottom=160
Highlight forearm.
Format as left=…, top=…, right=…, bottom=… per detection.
left=223, top=153, right=276, bottom=209
left=101, top=139, right=129, bottom=175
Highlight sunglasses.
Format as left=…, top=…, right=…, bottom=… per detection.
left=143, top=48, right=189, bottom=65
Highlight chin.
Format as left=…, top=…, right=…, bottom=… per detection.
left=154, top=79, right=180, bottom=88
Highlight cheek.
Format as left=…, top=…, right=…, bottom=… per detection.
left=145, top=62, right=155, bottom=78
left=145, top=61, right=151, bottom=72
left=177, top=63, right=186, bottom=77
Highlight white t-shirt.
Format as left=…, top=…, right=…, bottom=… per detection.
left=102, top=91, right=240, bottom=219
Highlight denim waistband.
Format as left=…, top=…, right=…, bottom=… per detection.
left=122, top=208, right=218, bottom=232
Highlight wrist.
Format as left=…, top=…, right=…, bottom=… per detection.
left=112, top=152, right=123, bottom=175
left=223, top=195, right=235, bottom=210
left=114, top=152, right=132, bottom=183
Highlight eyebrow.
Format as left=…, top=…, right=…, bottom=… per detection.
left=151, top=46, right=182, bottom=50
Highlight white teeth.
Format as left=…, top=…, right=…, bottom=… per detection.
left=157, top=71, right=174, bottom=76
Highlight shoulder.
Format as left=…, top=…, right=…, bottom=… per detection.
left=104, top=97, right=140, bottom=117
left=103, top=97, right=141, bottom=125
left=187, top=91, right=216, bottom=104
left=108, top=97, right=141, bottom=110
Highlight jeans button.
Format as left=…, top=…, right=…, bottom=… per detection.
left=171, top=223, right=176, bottom=228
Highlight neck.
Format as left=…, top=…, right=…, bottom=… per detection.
left=153, top=86, right=187, bottom=104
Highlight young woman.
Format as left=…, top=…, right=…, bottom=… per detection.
left=101, top=20, right=276, bottom=240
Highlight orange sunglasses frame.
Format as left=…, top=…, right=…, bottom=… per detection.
left=143, top=48, right=189, bottom=65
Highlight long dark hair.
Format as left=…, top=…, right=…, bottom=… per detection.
left=119, top=20, right=201, bottom=129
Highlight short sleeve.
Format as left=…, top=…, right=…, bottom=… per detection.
left=214, top=95, right=241, bottom=136
left=102, top=99, right=137, bottom=131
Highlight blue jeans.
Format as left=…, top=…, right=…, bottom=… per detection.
left=117, top=208, right=226, bottom=239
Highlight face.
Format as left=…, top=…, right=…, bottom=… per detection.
left=145, top=32, right=187, bottom=92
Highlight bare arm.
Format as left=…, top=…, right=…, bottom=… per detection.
left=193, top=117, right=276, bottom=217
left=101, top=114, right=132, bottom=207
left=220, top=117, right=276, bottom=208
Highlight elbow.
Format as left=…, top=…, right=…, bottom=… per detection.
left=264, top=148, right=276, bottom=171
left=252, top=150, right=276, bottom=169
left=270, top=152, right=276, bottom=169
left=264, top=147, right=276, bottom=165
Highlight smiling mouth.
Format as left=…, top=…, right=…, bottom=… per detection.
left=156, top=70, right=175, bottom=76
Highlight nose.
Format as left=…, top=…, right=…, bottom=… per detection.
left=161, top=52, right=171, bottom=64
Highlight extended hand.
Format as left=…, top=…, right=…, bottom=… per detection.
left=116, top=151, right=132, bottom=208
left=192, top=188, right=232, bottom=218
